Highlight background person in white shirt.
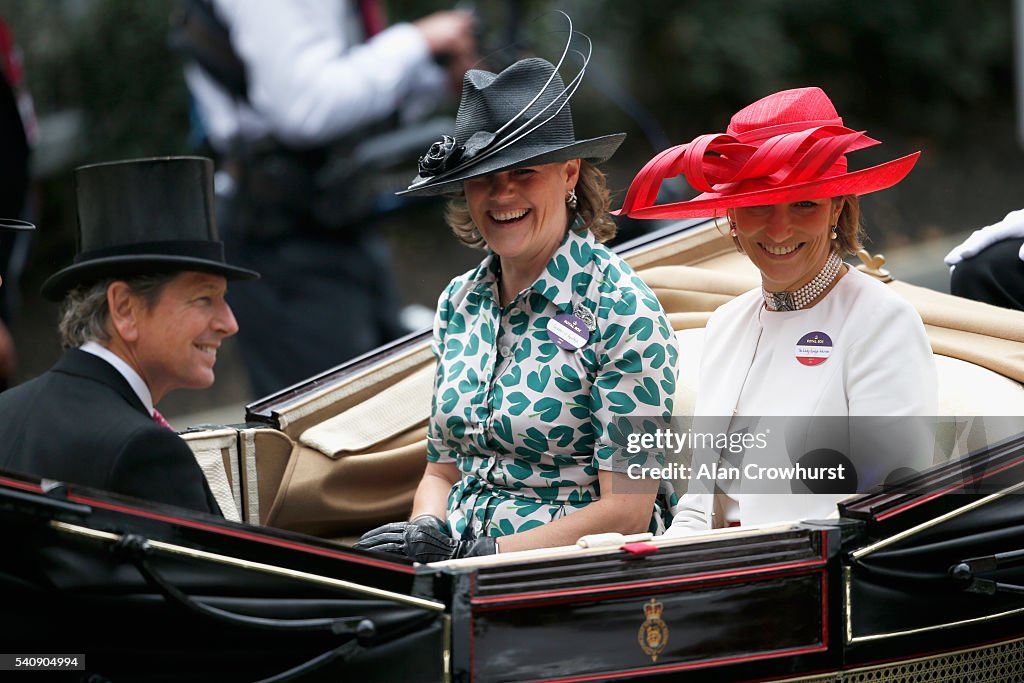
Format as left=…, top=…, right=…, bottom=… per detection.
left=177, top=0, right=478, bottom=396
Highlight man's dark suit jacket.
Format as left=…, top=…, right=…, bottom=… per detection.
left=0, top=349, right=221, bottom=515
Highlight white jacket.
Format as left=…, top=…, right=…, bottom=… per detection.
left=665, top=268, right=938, bottom=535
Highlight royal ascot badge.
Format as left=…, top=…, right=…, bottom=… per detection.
left=637, top=598, right=669, bottom=663
left=572, top=302, right=597, bottom=331
left=795, top=331, right=833, bottom=366
left=547, top=314, right=590, bottom=350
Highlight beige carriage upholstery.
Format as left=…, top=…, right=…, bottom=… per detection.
left=180, top=428, right=243, bottom=521
left=207, top=345, right=438, bottom=534
left=185, top=241, right=1024, bottom=536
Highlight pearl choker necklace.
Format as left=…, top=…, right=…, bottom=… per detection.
left=762, top=251, right=843, bottom=311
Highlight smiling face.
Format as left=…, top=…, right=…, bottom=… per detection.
left=728, top=198, right=844, bottom=291
left=112, top=271, right=239, bottom=404
left=463, top=160, right=581, bottom=279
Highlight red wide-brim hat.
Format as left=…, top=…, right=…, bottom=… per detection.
left=614, top=87, right=920, bottom=220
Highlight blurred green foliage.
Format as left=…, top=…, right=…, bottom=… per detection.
left=1, top=0, right=189, bottom=164
left=2, top=0, right=1014, bottom=169
left=561, top=0, right=1014, bottom=161
left=0, top=0, right=1019, bottom=242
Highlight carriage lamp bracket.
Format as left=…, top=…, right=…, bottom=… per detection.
left=949, top=548, right=1024, bottom=597
left=112, top=533, right=376, bottom=639
left=109, top=533, right=377, bottom=681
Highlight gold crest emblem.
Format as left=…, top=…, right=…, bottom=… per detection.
left=637, top=598, right=669, bottom=662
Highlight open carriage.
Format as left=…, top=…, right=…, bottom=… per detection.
left=2, top=219, right=1023, bottom=682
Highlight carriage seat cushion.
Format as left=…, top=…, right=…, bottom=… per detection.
left=299, top=364, right=435, bottom=457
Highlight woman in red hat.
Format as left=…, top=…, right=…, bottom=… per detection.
left=617, top=87, right=937, bottom=533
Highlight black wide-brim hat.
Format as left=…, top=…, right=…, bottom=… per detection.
left=41, top=156, right=259, bottom=301
left=0, top=219, right=34, bottom=231
left=399, top=53, right=626, bottom=197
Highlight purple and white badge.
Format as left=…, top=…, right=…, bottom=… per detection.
left=547, top=314, right=590, bottom=350
left=795, top=331, right=833, bottom=366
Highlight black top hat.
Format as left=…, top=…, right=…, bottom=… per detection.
left=41, top=156, right=259, bottom=301
left=0, top=218, right=34, bottom=231
left=399, top=56, right=625, bottom=197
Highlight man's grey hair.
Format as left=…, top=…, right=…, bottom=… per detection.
left=58, top=272, right=180, bottom=349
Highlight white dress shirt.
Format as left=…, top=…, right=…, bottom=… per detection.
left=79, top=341, right=156, bottom=418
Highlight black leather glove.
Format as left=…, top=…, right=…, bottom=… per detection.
left=458, top=535, right=497, bottom=559
left=354, top=515, right=498, bottom=563
left=404, top=523, right=497, bottom=563
left=352, top=514, right=447, bottom=556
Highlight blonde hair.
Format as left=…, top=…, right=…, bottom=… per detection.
left=444, top=160, right=617, bottom=249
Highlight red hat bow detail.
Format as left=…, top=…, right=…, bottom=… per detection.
left=614, top=87, right=920, bottom=220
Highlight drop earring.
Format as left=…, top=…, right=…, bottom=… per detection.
left=566, top=188, right=578, bottom=211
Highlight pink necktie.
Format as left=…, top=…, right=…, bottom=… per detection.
left=152, top=409, right=174, bottom=431
left=357, top=0, right=386, bottom=37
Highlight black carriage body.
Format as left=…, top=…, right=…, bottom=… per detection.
left=0, top=472, right=446, bottom=682
left=3, top=434, right=1023, bottom=683
left=839, top=432, right=1024, bottom=671
left=440, top=526, right=842, bottom=682
left=1, top=469, right=846, bottom=683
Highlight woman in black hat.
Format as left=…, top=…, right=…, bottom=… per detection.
left=355, top=42, right=680, bottom=562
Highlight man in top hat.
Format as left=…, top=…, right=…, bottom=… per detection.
left=0, top=157, right=258, bottom=515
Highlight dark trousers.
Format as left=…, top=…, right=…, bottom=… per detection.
left=950, top=238, right=1024, bottom=312
left=220, top=199, right=405, bottom=398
